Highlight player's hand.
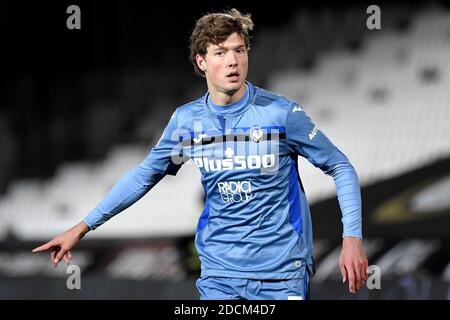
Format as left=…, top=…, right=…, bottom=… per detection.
left=31, top=221, right=90, bottom=267
left=338, top=236, right=368, bottom=294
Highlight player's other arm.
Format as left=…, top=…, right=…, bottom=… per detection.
left=32, top=109, right=184, bottom=266
left=286, top=103, right=368, bottom=294
left=319, top=150, right=368, bottom=293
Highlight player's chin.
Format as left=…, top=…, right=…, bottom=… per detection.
left=224, top=79, right=244, bottom=90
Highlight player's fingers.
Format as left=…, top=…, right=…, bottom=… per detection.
left=354, top=261, right=362, bottom=291
left=32, top=241, right=55, bottom=253
left=63, top=251, right=71, bottom=264
left=360, top=260, right=368, bottom=284
left=50, top=249, right=56, bottom=262
left=54, top=248, right=67, bottom=266
left=51, top=247, right=60, bottom=266
left=339, top=260, right=347, bottom=283
left=346, top=264, right=356, bottom=293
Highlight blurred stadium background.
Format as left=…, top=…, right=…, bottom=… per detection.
left=1, top=0, right=449, bottom=299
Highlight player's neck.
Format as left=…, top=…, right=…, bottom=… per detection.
left=208, top=83, right=247, bottom=106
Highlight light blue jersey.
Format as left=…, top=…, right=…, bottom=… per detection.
left=84, top=82, right=362, bottom=280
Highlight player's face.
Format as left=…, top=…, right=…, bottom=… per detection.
left=197, top=32, right=248, bottom=98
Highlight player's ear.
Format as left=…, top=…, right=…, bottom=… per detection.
left=196, top=54, right=206, bottom=72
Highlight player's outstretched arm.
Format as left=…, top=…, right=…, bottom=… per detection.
left=31, top=221, right=90, bottom=267
left=339, top=236, right=368, bottom=294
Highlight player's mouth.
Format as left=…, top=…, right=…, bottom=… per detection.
left=226, top=71, right=240, bottom=83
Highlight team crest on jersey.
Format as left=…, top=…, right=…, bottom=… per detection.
left=250, top=125, right=263, bottom=143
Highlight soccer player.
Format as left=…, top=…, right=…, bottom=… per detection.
left=32, top=9, right=368, bottom=300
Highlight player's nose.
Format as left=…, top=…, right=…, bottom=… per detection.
left=227, top=52, right=238, bottom=67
